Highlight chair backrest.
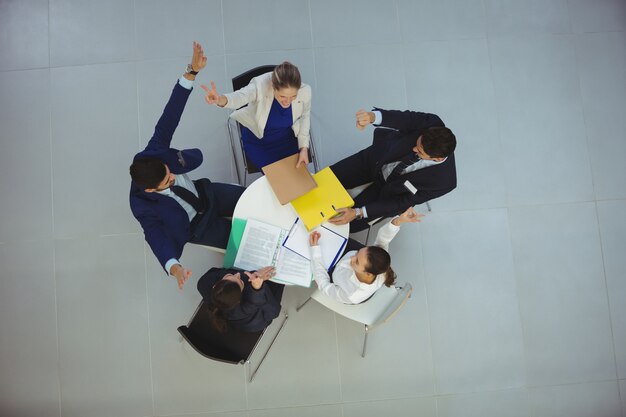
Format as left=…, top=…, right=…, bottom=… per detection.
left=178, top=301, right=265, bottom=364
left=311, top=282, right=413, bottom=327
left=232, top=65, right=277, bottom=98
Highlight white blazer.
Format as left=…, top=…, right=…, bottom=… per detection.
left=223, top=72, right=311, bottom=149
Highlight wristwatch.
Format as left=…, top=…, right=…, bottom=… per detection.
left=355, top=207, right=362, bottom=220
left=185, top=64, right=198, bottom=75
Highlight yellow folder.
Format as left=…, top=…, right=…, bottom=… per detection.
left=290, top=167, right=354, bottom=231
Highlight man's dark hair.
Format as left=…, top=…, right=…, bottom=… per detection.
left=421, top=126, right=456, bottom=158
left=130, top=157, right=166, bottom=189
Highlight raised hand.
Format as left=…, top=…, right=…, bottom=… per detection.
left=201, top=81, right=221, bottom=105
left=356, top=109, right=374, bottom=130
left=170, top=264, right=192, bottom=290
left=191, top=41, right=207, bottom=73
left=392, top=207, right=424, bottom=226
left=256, top=266, right=276, bottom=281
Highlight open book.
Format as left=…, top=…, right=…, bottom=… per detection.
left=233, top=219, right=312, bottom=287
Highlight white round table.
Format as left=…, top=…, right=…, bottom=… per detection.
left=232, top=176, right=350, bottom=284
left=233, top=176, right=349, bottom=237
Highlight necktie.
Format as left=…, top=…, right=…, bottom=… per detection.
left=386, top=154, right=421, bottom=182
left=171, top=185, right=204, bottom=214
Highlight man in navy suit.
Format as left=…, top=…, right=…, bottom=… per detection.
left=129, top=42, right=245, bottom=290
left=329, top=108, right=457, bottom=232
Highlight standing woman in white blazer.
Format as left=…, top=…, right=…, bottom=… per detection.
left=201, top=62, right=311, bottom=169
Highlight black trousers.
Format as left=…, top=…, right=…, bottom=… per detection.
left=189, top=179, right=245, bottom=249
left=331, top=146, right=387, bottom=233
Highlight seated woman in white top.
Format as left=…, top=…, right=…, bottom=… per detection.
left=308, top=207, right=422, bottom=304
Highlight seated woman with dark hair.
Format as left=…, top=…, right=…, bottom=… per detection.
left=197, top=266, right=284, bottom=333
left=309, top=207, right=422, bottom=304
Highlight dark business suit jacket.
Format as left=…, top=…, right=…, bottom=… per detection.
left=197, top=268, right=282, bottom=333
left=332, top=108, right=456, bottom=220
left=129, top=81, right=204, bottom=270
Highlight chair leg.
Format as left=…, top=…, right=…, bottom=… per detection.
left=296, top=297, right=312, bottom=312
left=363, top=225, right=372, bottom=245
left=249, top=313, right=289, bottom=383
left=362, top=324, right=369, bottom=358
left=426, top=201, right=432, bottom=212
left=227, top=120, right=243, bottom=186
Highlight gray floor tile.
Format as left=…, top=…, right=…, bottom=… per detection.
left=437, top=389, right=530, bottom=417
left=489, top=35, right=594, bottom=206
left=225, top=49, right=317, bottom=90
left=337, top=222, right=435, bottom=401
left=568, top=0, right=626, bottom=33
left=222, top=0, right=312, bottom=53
left=336, top=298, right=435, bottom=400
left=1, top=2, right=626, bottom=416
left=55, top=235, right=152, bottom=417
left=49, top=0, right=135, bottom=67
left=0, top=0, right=49, bottom=71
left=509, top=203, right=616, bottom=386
left=165, top=412, right=248, bottom=417
left=343, top=397, right=437, bottom=417
left=484, top=0, right=571, bottom=36
left=404, top=38, right=506, bottom=211
left=0, top=241, right=60, bottom=417
left=313, top=44, right=407, bottom=166
left=575, top=32, right=626, bottom=200
left=597, top=200, right=626, bottom=379
left=310, top=0, right=401, bottom=47
left=136, top=57, right=235, bottom=183
left=0, top=69, right=53, bottom=242
left=421, top=209, right=526, bottom=394
left=249, top=404, right=342, bottom=417
left=397, top=0, right=486, bottom=41
left=529, top=381, right=622, bottom=417
left=135, top=0, right=224, bottom=61
left=145, top=244, right=246, bottom=415
left=50, top=62, right=141, bottom=238
left=246, top=300, right=342, bottom=409
left=620, top=379, right=626, bottom=417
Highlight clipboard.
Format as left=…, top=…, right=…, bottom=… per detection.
left=282, top=218, right=347, bottom=269
left=261, top=154, right=317, bottom=204
left=290, top=167, right=354, bottom=231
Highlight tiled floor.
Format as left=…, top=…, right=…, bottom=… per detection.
left=0, top=1, right=624, bottom=416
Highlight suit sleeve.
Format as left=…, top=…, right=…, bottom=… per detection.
left=131, top=205, right=179, bottom=271
left=144, top=82, right=193, bottom=153
left=363, top=187, right=450, bottom=220
left=373, top=220, right=401, bottom=250
left=223, top=78, right=258, bottom=110
left=310, top=246, right=355, bottom=304
left=239, top=283, right=281, bottom=323
left=375, top=108, right=444, bottom=133
left=296, top=85, right=311, bottom=149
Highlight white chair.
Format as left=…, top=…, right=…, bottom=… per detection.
left=296, top=282, right=412, bottom=357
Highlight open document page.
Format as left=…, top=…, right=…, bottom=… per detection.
left=234, top=218, right=312, bottom=287
left=282, top=218, right=347, bottom=270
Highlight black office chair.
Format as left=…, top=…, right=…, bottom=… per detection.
left=178, top=270, right=288, bottom=382
left=227, top=65, right=321, bottom=185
